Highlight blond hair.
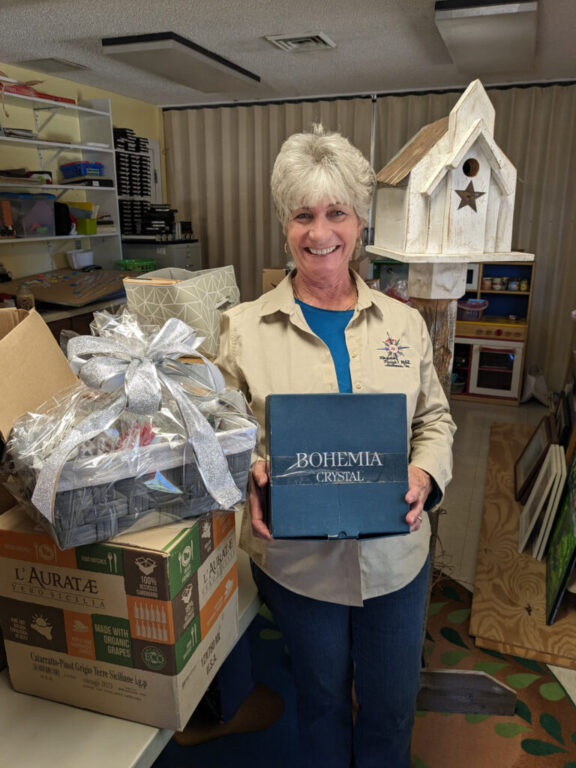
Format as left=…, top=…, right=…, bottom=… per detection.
left=271, top=124, right=376, bottom=228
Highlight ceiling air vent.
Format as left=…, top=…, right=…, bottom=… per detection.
left=17, top=58, right=89, bottom=73
left=265, top=33, right=336, bottom=52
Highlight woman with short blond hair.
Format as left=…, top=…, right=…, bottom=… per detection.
left=216, top=124, right=455, bottom=767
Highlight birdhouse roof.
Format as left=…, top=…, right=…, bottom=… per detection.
left=376, top=116, right=449, bottom=187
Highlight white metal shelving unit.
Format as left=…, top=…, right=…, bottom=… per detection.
left=0, top=92, right=122, bottom=271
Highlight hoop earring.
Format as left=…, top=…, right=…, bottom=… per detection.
left=354, top=238, right=362, bottom=258
left=284, top=242, right=290, bottom=256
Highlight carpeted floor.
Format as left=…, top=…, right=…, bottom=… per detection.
left=152, top=602, right=299, bottom=768
left=153, top=573, right=576, bottom=768
left=413, top=575, right=576, bottom=768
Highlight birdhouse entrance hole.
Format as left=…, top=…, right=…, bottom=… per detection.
left=463, top=158, right=480, bottom=177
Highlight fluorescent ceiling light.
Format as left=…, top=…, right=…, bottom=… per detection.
left=435, top=0, right=538, bottom=74
left=102, top=32, right=261, bottom=94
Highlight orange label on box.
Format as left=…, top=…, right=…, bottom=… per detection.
left=126, top=595, right=176, bottom=645
left=0, top=529, right=77, bottom=568
left=200, top=563, right=238, bottom=637
left=211, top=511, right=235, bottom=548
left=64, top=610, right=96, bottom=659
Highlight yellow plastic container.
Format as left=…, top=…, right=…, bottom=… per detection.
left=76, top=218, right=97, bottom=235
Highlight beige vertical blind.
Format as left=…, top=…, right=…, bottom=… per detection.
left=491, top=86, right=576, bottom=394
left=164, top=84, right=576, bottom=392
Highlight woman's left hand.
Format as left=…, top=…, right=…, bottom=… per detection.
left=405, top=464, right=432, bottom=532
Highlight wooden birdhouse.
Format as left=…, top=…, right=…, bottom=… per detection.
left=372, top=79, right=523, bottom=261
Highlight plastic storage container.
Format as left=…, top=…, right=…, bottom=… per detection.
left=116, top=258, right=157, bottom=273
left=0, top=193, right=56, bottom=238
left=59, top=161, right=104, bottom=179
left=457, top=298, right=489, bottom=321
left=66, top=249, right=94, bottom=269
left=76, top=218, right=97, bottom=235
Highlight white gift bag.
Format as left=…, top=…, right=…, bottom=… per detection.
left=124, top=266, right=240, bottom=357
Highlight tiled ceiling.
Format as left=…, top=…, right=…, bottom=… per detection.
left=0, top=0, right=574, bottom=107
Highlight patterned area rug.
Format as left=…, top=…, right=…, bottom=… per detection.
left=413, top=574, right=576, bottom=768
left=153, top=573, right=576, bottom=768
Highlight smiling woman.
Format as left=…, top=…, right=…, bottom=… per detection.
left=212, top=123, right=456, bottom=768
left=270, top=126, right=373, bottom=312
left=286, top=198, right=362, bottom=310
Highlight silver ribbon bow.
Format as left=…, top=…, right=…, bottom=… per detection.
left=31, top=317, right=242, bottom=522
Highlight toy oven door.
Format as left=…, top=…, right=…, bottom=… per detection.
left=465, top=263, right=479, bottom=291
left=468, top=339, right=524, bottom=398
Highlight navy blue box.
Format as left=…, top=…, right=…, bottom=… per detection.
left=266, top=394, right=409, bottom=539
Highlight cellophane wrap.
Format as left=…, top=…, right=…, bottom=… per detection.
left=3, top=309, right=258, bottom=549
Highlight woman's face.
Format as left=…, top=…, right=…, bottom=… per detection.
left=285, top=197, right=362, bottom=282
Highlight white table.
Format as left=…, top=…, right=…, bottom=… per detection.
left=0, top=545, right=261, bottom=768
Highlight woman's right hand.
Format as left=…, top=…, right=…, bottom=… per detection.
left=249, top=459, right=272, bottom=540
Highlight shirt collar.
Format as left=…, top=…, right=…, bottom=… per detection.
left=259, top=268, right=383, bottom=319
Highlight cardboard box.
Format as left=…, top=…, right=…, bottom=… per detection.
left=0, top=485, right=15, bottom=516
left=262, top=268, right=288, bottom=295
left=0, top=308, right=78, bottom=515
left=349, top=257, right=373, bottom=280
left=266, top=393, right=410, bottom=539
left=0, top=308, right=78, bottom=446
left=1, top=269, right=129, bottom=309
left=0, top=506, right=239, bottom=730
left=0, top=630, right=6, bottom=671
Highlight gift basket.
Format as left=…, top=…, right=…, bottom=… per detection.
left=2, top=310, right=258, bottom=549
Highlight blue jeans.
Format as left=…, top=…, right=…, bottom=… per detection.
left=252, top=557, right=430, bottom=768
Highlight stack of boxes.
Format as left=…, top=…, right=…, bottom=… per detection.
left=0, top=506, right=238, bottom=730
left=140, top=203, right=177, bottom=236
left=0, top=308, right=241, bottom=729
left=115, top=151, right=151, bottom=197
left=118, top=199, right=149, bottom=236
left=114, top=127, right=152, bottom=236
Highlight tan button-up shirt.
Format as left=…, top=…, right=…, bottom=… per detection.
left=216, top=272, right=455, bottom=606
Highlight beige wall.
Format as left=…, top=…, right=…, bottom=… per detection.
left=1, top=63, right=164, bottom=147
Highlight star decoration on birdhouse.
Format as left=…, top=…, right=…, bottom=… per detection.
left=455, top=181, right=485, bottom=212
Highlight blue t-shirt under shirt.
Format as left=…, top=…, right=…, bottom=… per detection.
left=296, top=299, right=354, bottom=393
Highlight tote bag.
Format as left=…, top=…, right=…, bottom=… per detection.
left=124, top=265, right=240, bottom=357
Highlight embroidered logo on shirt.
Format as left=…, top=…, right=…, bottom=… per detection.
left=378, top=334, right=411, bottom=368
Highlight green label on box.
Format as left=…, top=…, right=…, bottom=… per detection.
left=172, top=574, right=199, bottom=637
left=174, top=613, right=201, bottom=672
left=92, top=614, right=133, bottom=667
left=76, top=544, right=124, bottom=576
left=167, top=525, right=202, bottom=600
left=140, top=643, right=168, bottom=672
